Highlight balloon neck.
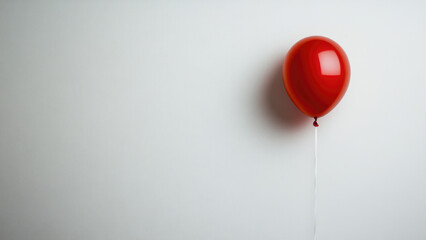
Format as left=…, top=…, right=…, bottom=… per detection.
left=313, top=117, right=319, bottom=127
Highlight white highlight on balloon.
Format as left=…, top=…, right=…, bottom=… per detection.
left=319, top=50, right=341, bottom=76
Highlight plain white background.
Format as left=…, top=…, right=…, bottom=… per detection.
left=1, top=1, right=426, bottom=239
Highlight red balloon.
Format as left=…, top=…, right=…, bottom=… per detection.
left=282, top=36, right=350, bottom=126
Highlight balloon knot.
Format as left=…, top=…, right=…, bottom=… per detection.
left=313, top=117, right=319, bottom=127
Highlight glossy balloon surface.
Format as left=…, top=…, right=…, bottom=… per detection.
left=283, top=36, right=350, bottom=118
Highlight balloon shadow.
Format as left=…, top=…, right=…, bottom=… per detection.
left=261, top=57, right=309, bottom=131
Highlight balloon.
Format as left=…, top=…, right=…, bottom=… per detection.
left=282, top=36, right=350, bottom=127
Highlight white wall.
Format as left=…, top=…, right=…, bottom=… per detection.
left=1, top=1, right=426, bottom=240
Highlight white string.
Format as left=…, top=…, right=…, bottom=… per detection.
left=314, top=127, right=318, bottom=240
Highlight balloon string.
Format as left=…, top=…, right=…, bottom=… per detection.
left=314, top=127, right=318, bottom=240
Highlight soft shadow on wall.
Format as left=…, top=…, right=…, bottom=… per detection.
left=262, top=55, right=309, bottom=132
